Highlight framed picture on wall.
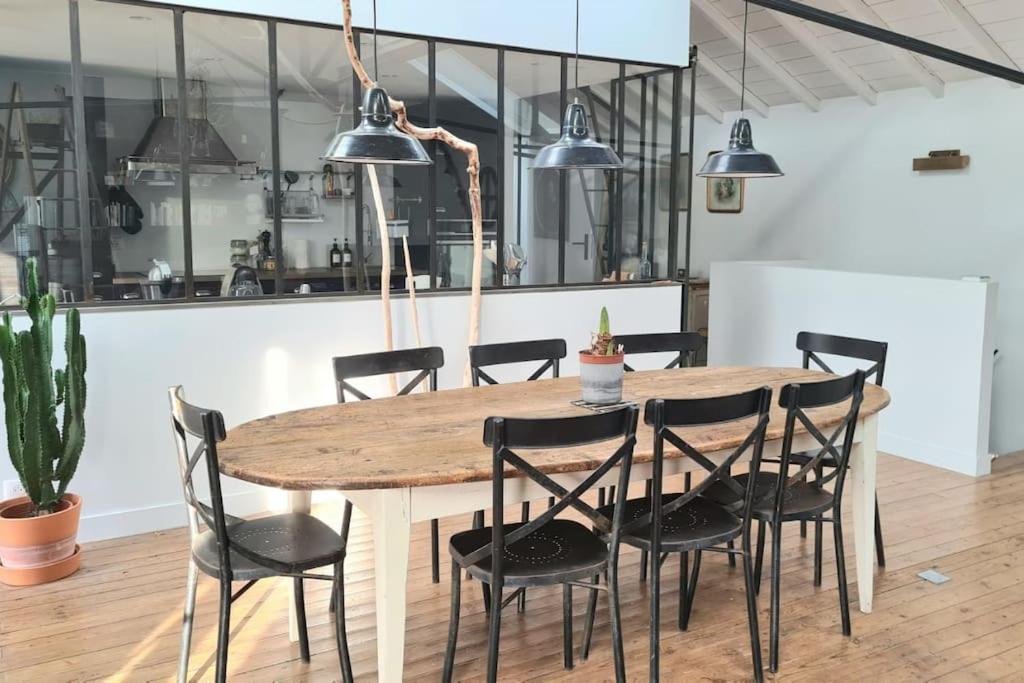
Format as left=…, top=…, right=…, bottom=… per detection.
left=706, top=151, right=744, bottom=214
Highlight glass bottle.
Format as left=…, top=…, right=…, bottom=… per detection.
left=638, top=241, right=653, bottom=280
left=322, top=163, right=335, bottom=198
left=342, top=238, right=353, bottom=266
left=330, top=239, right=343, bottom=269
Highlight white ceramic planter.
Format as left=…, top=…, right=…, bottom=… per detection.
left=579, top=351, right=625, bottom=404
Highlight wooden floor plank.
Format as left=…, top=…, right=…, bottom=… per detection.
left=2, top=453, right=1023, bottom=681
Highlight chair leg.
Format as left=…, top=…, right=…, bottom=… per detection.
left=741, top=544, right=764, bottom=683
left=581, top=574, right=600, bottom=661
left=680, top=550, right=702, bottom=631
left=813, top=516, right=824, bottom=587
left=562, top=583, right=574, bottom=670
left=177, top=559, right=199, bottom=683
left=472, top=511, right=491, bottom=611
left=608, top=561, right=627, bottom=683
left=549, top=496, right=555, bottom=509
left=834, top=514, right=852, bottom=637
left=442, top=562, right=462, bottom=683
left=431, top=519, right=440, bottom=584
left=650, top=544, right=662, bottom=681
left=754, top=519, right=766, bottom=595
left=598, top=487, right=606, bottom=507
left=215, top=576, right=232, bottom=683
left=333, top=561, right=354, bottom=683
left=727, top=539, right=736, bottom=568
left=769, top=521, right=783, bottom=673
left=293, top=577, right=310, bottom=662
left=677, top=551, right=688, bottom=631
left=486, top=581, right=503, bottom=683
left=640, top=479, right=653, bottom=583
left=874, top=496, right=886, bottom=567
left=518, top=503, right=530, bottom=613
left=800, top=520, right=807, bottom=538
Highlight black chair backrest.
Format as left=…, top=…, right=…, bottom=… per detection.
left=460, top=407, right=640, bottom=583
left=468, top=338, right=567, bottom=386
left=629, top=387, right=773, bottom=536
left=797, top=331, right=887, bottom=386
left=332, top=346, right=444, bottom=402
left=772, top=370, right=867, bottom=515
left=617, top=332, right=704, bottom=372
left=168, top=386, right=232, bottom=571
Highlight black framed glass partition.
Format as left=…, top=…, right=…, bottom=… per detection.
left=2, top=0, right=694, bottom=308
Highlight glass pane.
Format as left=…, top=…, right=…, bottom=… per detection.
left=79, top=2, right=185, bottom=302
left=0, top=1, right=77, bottom=303
left=504, top=50, right=561, bottom=286
left=183, top=11, right=273, bottom=298
left=624, top=65, right=675, bottom=281
left=565, top=59, right=619, bottom=283
left=277, top=23, right=357, bottom=296
left=434, top=42, right=498, bottom=289
left=358, top=34, right=429, bottom=292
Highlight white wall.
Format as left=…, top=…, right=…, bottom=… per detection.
left=0, top=285, right=680, bottom=541
left=709, top=262, right=997, bottom=477
left=159, top=0, right=691, bottom=67
left=688, top=78, right=1024, bottom=457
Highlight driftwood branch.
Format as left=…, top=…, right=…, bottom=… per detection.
left=341, top=0, right=482, bottom=386
left=366, top=165, right=398, bottom=395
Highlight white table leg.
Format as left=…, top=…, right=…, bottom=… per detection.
left=287, top=490, right=312, bottom=642
left=849, top=414, right=879, bottom=613
left=369, top=488, right=412, bottom=683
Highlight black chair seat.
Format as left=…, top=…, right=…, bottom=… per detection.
left=787, top=449, right=839, bottom=467
left=449, top=519, right=608, bottom=586
left=192, top=513, right=346, bottom=580
left=752, top=482, right=834, bottom=521
left=599, top=495, right=742, bottom=552
left=701, top=472, right=780, bottom=511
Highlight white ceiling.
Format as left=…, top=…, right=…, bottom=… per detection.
left=690, top=0, right=1024, bottom=120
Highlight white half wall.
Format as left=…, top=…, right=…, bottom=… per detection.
left=687, top=78, right=1024, bottom=458
left=0, top=285, right=681, bottom=542
left=158, top=0, right=692, bottom=66
left=709, top=261, right=997, bottom=477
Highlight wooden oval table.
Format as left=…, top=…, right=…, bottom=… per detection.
left=221, top=366, right=890, bottom=682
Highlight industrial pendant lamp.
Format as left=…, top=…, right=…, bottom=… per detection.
left=320, top=0, right=430, bottom=165
left=533, top=0, right=623, bottom=170
left=698, top=1, right=783, bottom=178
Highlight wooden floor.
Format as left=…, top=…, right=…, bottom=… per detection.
left=4, top=453, right=1024, bottom=682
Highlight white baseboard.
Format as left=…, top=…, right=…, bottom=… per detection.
left=879, top=431, right=989, bottom=477
left=77, top=490, right=277, bottom=543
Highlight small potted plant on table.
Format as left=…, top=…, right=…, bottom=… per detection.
left=0, top=258, right=87, bottom=586
left=579, top=306, right=624, bottom=404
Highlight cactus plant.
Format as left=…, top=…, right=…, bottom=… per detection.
left=0, top=258, right=86, bottom=515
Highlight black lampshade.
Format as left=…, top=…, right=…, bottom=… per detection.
left=533, top=101, right=623, bottom=170
left=697, top=118, right=783, bottom=178
left=321, top=86, right=431, bottom=166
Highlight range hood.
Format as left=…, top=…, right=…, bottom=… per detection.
left=121, top=78, right=257, bottom=177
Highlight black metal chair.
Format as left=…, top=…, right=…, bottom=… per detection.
left=442, top=406, right=640, bottom=683
left=593, top=387, right=772, bottom=682
left=333, top=346, right=445, bottom=582
left=706, top=371, right=867, bottom=673
left=169, top=386, right=352, bottom=683
left=616, top=331, right=706, bottom=579
left=793, top=331, right=888, bottom=569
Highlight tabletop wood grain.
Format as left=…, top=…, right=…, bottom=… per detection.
left=218, top=366, right=890, bottom=491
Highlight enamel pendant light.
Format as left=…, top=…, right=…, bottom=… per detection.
left=698, top=2, right=783, bottom=179
left=320, top=0, right=430, bottom=166
left=533, top=0, right=622, bottom=170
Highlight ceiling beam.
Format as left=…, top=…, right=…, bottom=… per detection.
left=831, top=0, right=945, bottom=97
left=769, top=10, right=877, bottom=105
left=692, top=0, right=821, bottom=112
left=695, top=52, right=771, bottom=118
left=934, top=0, right=1021, bottom=88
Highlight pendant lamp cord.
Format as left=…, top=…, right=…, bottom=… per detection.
left=373, top=0, right=380, bottom=82
left=574, top=0, right=580, bottom=93
left=740, top=1, right=749, bottom=115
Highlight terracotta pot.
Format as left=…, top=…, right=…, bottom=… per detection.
left=0, top=493, right=82, bottom=585
left=579, top=351, right=625, bottom=404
